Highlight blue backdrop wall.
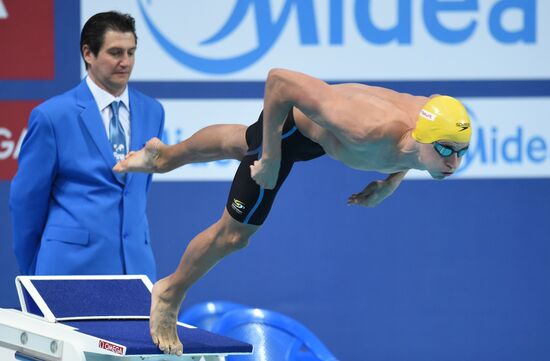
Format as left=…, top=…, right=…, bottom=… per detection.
left=1, top=1, right=550, bottom=360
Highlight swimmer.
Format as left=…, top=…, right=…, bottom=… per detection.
left=114, top=68, right=471, bottom=355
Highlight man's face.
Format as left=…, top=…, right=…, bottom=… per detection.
left=420, top=141, right=469, bottom=179
left=83, top=30, right=136, bottom=96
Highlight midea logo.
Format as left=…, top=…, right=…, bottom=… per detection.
left=138, top=0, right=536, bottom=74
left=457, top=106, right=548, bottom=175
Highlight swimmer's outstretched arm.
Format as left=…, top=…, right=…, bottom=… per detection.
left=347, top=171, right=408, bottom=207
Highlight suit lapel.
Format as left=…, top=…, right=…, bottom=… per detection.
left=77, top=80, right=125, bottom=185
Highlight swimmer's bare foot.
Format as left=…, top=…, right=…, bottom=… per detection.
left=113, top=137, right=165, bottom=173
left=150, top=276, right=184, bottom=356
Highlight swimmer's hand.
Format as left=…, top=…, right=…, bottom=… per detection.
left=113, top=137, right=165, bottom=174
left=250, top=158, right=280, bottom=189
left=347, top=180, right=396, bottom=207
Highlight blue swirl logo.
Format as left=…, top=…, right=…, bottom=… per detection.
left=138, top=0, right=317, bottom=74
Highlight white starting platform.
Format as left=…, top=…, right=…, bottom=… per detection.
left=0, top=275, right=253, bottom=361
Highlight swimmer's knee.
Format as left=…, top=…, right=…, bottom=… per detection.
left=224, top=231, right=250, bottom=251
left=223, top=125, right=248, bottom=160
left=215, top=212, right=256, bottom=251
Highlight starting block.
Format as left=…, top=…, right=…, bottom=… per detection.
left=0, top=275, right=253, bottom=360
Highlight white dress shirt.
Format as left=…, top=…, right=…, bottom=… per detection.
left=85, top=76, right=131, bottom=149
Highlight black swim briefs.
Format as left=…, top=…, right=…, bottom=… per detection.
left=226, top=109, right=325, bottom=225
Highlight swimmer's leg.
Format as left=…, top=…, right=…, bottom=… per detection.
left=114, top=124, right=248, bottom=173
left=150, top=209, right=258, bottom=355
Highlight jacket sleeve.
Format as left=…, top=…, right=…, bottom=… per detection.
left=9, top=107, right=58, bottom=275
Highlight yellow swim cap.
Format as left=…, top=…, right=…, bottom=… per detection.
left=412, top=95, right=472, bottom=144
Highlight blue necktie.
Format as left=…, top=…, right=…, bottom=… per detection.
left=109, top=101, right=127, bottom=163
left=110, top=101, right=127, bottom=183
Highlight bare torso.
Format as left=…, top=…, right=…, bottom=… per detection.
left=293, top=84, right=429, bottom=173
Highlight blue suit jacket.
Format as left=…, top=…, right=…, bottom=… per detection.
left=9, top=80, right=164, bottom=281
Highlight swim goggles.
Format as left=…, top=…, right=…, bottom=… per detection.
left=433, top=142, right=469, bottom=158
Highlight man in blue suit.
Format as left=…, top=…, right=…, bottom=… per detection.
left=9, top=11, right=164, bottom=281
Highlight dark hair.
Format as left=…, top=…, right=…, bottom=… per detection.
left=80, top=11, right=137, bottom=69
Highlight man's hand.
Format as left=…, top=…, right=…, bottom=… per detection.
left=250, top=158, right=280, bottom=189
left=347, top=180, right=395, bottom=207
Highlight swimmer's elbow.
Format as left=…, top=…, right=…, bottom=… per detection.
left=266, top=68, right=333, bottom=121
left=267, top=68, right=291, bottom=84
left=266, top=69, right=293, bottom=103
left=266, top=68, right=318, bottom=104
